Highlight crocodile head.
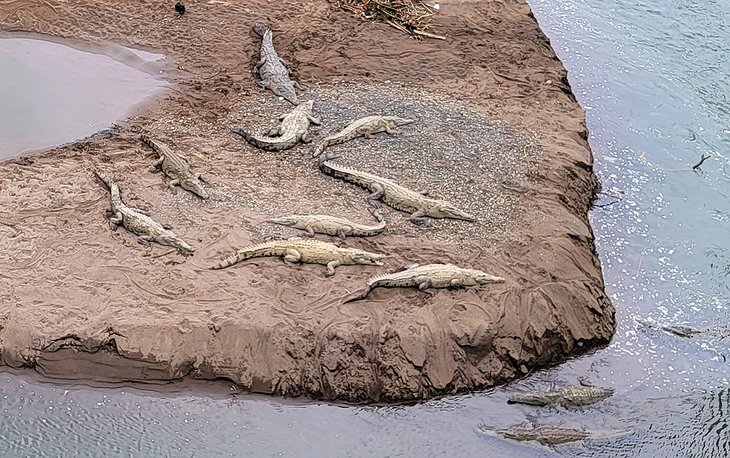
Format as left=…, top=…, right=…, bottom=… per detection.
left=272, top=84, right=300, bottom=106
left=160, top=233, right=194, bottom=252
left=182, top=180, right=209, bottom=200
left=348, top=250, right=387, bottom=266
left=268, top=215, right=300, bottom=227
left=466, top=268, right=506, bottom=285
left=385, top=116, right=415, bottom=127
left=433, top=201, right=476, bottom=221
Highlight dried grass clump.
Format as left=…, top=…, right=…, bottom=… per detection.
left=330, top=0, right=446, bottom=40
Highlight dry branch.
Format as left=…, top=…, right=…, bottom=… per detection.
left=330, top=0, right=445, bottom=39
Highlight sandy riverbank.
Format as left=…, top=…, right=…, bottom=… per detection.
left=0, top=0, right=614, bottom=402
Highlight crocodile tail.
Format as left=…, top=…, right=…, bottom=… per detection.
left=342, top=286, right=372, bottom=303
left=139, top=134, right=161, bottom=153
left=252, top=23, right=271, bottom=38
left=230, top=127, right=263, bottom=149
left=311, top=142, right=327, bottom=158
left=210, top=251, right=243, bottom=270
left=94, top=170, right=113, bottom=190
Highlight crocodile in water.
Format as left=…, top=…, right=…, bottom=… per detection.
left=507, top=385, right=614, bottom=407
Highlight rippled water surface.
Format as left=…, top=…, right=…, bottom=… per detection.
left=1, top=0, right=729, bottom=456
left=0, top=36, right=166, bottom=158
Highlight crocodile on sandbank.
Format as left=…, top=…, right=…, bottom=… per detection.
left=210, top=238, right=386, bottom=276
left=231, top=100, right=320, bottom=151
left=345, top=263, right=504, bottom=302
left=318, top=152, right=475, bottom=225
left=140, top=135, right=209, bottom=199
left=94, top=171, right=194, bottom=252
left=252, top=23, right=301, bottom=105
left=507, top=385, right=614, bottom=407
left=269, top=214, right=386, bottom=240
left=312, top=115, right=414, bottom=157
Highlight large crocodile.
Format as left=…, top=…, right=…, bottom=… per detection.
left=312, top=115, right=414, bottom=157
left=231, top=100, right=320, bottom=151
left=210, top=238, right=386, bottom=276
left=252, top=23, right=301, bottom=105
left=140, top=135, right=209, bottom=199
left=268, top=214, right=386, bottom=240
left=94, top=171, right=194, bottom=252
left=345, top=263, right=504, bottom=302
left=318, top=153, right=475, bottom=225
left=478, top=425, right=632, bottom=447
left=507, top=385, right=614, bottom=407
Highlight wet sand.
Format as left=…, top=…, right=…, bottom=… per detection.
left=0, top=0, right=615, bottom=402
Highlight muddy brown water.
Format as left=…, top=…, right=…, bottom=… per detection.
left=0, top=36, right=167, bottom=158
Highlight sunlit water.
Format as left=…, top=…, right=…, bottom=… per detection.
left=0, top=36, right=166, bottom=158
left=1, top=0, right=729, bottom=456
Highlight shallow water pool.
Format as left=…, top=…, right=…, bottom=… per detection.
left=0, top=36, right=167, bottom=158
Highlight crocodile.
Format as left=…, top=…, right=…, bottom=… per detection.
left=94, top=171, right=194, bottom=252
left=268, top=214, right=386, bottom=240
left=140, top=135, right=209, bottom=199
left=507, top=385, right=614, bottom=407
left=318, top=153, right=475, bottom=225
left=210, top=238, right=386, bottom=276
left=231, top=100, right=320, bottom=151
left=252, top=23, right=301, bottom=105
left=312, top=115, right=414, bottom=157
left=488, top=426, right=591, bottom=446
left=345, top=263, right=504, bottom=302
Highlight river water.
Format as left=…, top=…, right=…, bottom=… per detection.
left=1, top=0, right=729, bottom=456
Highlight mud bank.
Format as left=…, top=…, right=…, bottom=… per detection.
left=0, top=0, right=614, bottom=402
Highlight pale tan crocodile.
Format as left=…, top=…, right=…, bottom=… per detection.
left=210, top=238, right=386, bottom=276
left=312, top=115, right=414, bottom=157
left=140, top=135, right=209, bottom=199
left=268, top=214, right=386, bottom=240
left=95, top=171, right=193, bottom=252
left=231, top=100, right=320, bottom=151
left=345, top=263, right=504, bottom=302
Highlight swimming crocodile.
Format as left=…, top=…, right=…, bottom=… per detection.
left=478, top=425, right=632, bottom=447
left=507, top=385, right=614, bottom=407
left=231, top=100, right=320, bottom=151
left=94, top=171, right=194, bottom=252
left=268, top=214, right=386, bottom=240
left=318, top=153, right=475, bottom=225
left=210, top=238, right=386, bottom=276
left=345, top=263, right=504, bottom=302
left=312, top=115, right=414, bottom=157
left=140, top=135, right=209, bottom=199
left=252, top=23, right=301, bottom=105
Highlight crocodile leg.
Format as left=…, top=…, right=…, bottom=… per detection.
left=162, top=223, right=173, bottom=230
left=196, top=173, right=208, bottom=183
left=293, top=80, right=306, bottom=91
left=109, top=212, right=123, bottom=230
left=168, top=179, right=180, bottom=194
left=301, top=226, right=315, bottom=237
left=255, top=57, right=265, bottom=70
left=409, top=210, right=431, bottom=227
left=418, top=190, right=430, bottom=196
left=308, top=115, right=322, bottom=125
left=138, top=235, right=153, bottom=245
left=127, top=207, right=149, bottom=216
left=325, top=260, right=341, bottom=277
left=367, top=184, right=385, bottom=209
left=267, top=126, right=282, bottom=137
left=283, top=248, right=301, bottom=264
left=300, top=132, right=312, bottom=143
left=148, top=157, right=164, bottom=172
left=336, top=228, right=348, bottom=240
left=417, top=277, right=432, bottom=291
left=258, top=80, right=270, bottom=90
left=369, top=207, right=384, bottom=222
left=385, top=124, right=398, bottom=135
left=278, top=57, right=290, bottom=68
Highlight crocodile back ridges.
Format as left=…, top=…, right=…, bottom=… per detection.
left=231, top=128, right=300, bottom=152
left=321, top=116, right=381, bottom=146
left=319, top=160, right=392, bottom=190
left=141, top=135, right=189, bottom=172
left=140, top=134, right=172, bottom=157
left=212, top=239, right=333, bottom=270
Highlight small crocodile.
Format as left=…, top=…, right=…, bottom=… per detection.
left=268, top=214, right=386, bottom=240
left=140, top=135, right=209, bottom=199
left=507, top=385, right=614, bottom=407
left=252, top=23, right=301, bottom=105
left=491, top=426, right=590, bottom=446
left=210, top=238, right=386, bottom=276
left=345, top=263, right=504, bottom=302
left=318, top=153, right=475, bottom=225
left=231, top=100, right=320, bottom=151
left=95, top=171, right=194, bottom=252
left=312, top=115, right=414, bottom=157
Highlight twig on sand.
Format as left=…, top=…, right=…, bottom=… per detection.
left=692, top=153, right=710, bottom=170
left=149, top=248, right=177, bottom=259
left=331, top=0, right=444, bottom=40
left=491, top=70, right=532, bottom=86
left=412, top=28, right=446, bottom=40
